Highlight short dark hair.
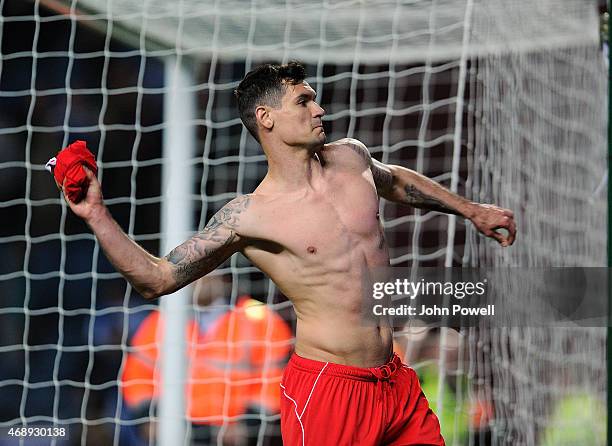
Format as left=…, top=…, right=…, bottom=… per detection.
left=234, top=61, right=306, bottom=142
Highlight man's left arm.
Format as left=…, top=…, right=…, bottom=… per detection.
left=348, top=139, right=516, bottom=247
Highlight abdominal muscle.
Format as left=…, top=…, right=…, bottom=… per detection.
left=294, top=316, right=393, bottom=368
left=284, top=252, right=394, bottom=368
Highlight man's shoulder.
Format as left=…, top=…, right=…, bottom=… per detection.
left=223, top=193, right=254, bottom=211
left=219, top=192, right=280, bottom=225
left=324, top=138, right=373, bottom=167
left=213, top=194, right=255, bottom=232
left=325, top=137, right=369, bottom=152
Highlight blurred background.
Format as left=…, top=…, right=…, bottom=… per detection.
left=0, top=0, right=608, bottom=445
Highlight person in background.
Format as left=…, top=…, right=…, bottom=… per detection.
left=121, top=274, right=292, bottom=445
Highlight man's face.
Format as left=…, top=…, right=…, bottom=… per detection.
left=268, top=81, right=326, bottom=149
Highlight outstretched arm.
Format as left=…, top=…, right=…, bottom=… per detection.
left=63, top=167, right=248, bottom=299
left=347, top=139, right=516, bottom=247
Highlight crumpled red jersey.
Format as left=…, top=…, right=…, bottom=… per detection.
left=46, top=140, right=98, bottom=203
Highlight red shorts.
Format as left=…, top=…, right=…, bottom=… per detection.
left=280, top=352, right=445, bottom=446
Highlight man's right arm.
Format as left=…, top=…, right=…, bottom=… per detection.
left=65, top=167, right=249, bottom=299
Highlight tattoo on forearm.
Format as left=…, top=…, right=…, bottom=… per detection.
left=403, top=185, right=460, bottom=215
left=164, top=195, right=251, bottom=287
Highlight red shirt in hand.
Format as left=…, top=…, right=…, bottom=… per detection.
left=46, top=140, right=98, bottom=203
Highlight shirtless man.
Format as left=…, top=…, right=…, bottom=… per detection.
left=63, top=62, right=515, bottom=445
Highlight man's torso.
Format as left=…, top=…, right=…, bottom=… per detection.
left=238, top=140, right=393, bottom=367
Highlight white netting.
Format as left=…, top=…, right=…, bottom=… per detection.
left=47, top=0, right=596, bottom=64
left=0, top=0, right=606, bottom=445
left=461, top=4, right=608, bottom=444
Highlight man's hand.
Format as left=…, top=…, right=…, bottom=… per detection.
left=62, top=166, right=106, bottom=222
left=467, top=204, right=516, bottom=247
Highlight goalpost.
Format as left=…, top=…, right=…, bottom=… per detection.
left=0, top=0, right=606, bottom=444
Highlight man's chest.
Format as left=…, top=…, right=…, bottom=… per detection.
left=251, top=172, right=382, bottom=257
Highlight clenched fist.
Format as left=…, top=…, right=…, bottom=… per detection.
left=468, top=204, right=516, bottom=247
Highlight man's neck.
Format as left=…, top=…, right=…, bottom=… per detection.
left=261, top=141, right=325, bottom=190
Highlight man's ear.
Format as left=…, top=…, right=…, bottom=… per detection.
left=255, top=106, right=273, bottom=131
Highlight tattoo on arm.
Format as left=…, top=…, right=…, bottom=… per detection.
left=402, top=185, right=460, bottom=215
left=371, top=161, right=393, bottom=194
left=347, top=140, right=393, bottom=194
left=164, top=195, right=251, bottom=288
left=347, top=141, right=371, bottom=164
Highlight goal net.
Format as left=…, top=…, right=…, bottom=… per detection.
left=0, top=0, right=606, bottom=445
left=461, top=2, right=608, bottom=445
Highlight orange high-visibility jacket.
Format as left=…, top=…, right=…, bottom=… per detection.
left=121, top=296, right=293, bottom=424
